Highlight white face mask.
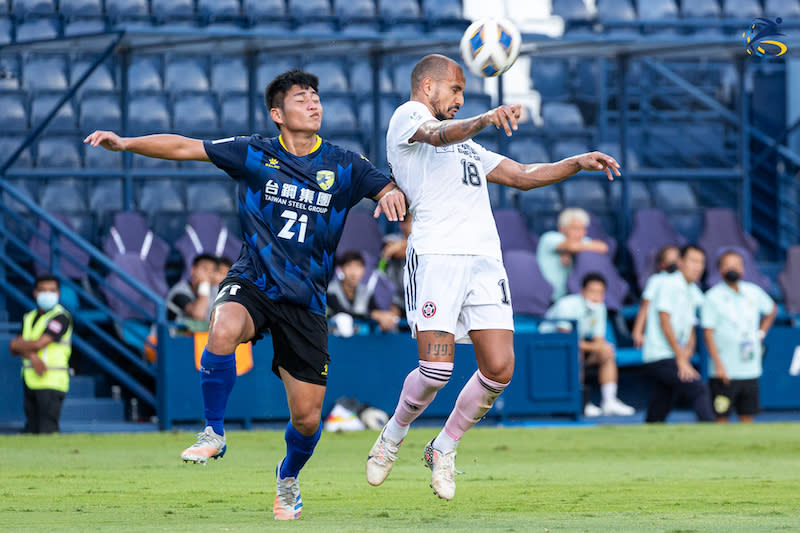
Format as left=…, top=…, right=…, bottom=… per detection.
left=585, top=300, right=604, bottom=312
left=36, top=291, right=59, bottom=311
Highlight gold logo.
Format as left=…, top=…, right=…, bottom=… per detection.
left=713, top=395, right=731, bottom=414
left=265, top=157, right=280, bottom=169
left=316, top=170, right=335, bottom=191
left=321, top=364, right=328, bottom=377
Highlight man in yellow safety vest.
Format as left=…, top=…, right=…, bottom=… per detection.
left=8, top=274, right=73, bottom=434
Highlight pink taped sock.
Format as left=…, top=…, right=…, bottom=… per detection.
left=392, top=361, right=453, bottom=427
left=440, top=370, right=509, bottom=445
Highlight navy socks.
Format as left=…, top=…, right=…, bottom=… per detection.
left=199, top=349, right=236, bottom=436
left=279, top=422, right=322, bottom=479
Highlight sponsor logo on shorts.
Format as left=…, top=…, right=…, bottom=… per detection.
left=714, top=395, right=731, bottom=414
left=321, top=364, right=328, bottom=377
left=421, top=301, right=437, bottom=318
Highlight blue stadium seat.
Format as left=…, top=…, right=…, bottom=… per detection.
left=562, top=179, right=608, bottom=211
left=340, top=21, right=381, bottom=34
left=508, top=139, right=549, bottom=164
left=288, top=0, right=332, bottom=18
left=128, top=56, right=163, bottom=93
left=211, top=57, right=248, bottom=94
left=0, top=16, right=12, bottom=45
left=186, top=182, right=236, bottom=212
left=12, top=0, right=57, bottom=17
left=244, top=0, right=287, bottom=19
left=552, top=0, right=593, bottom=22
left=152, top=0, right=195, bottom=20
left=334, top=0, right=376, bottom=19
left=36, top=137, right=82, bottom=168
left=421, top=0, right=463, bottom=20
left=131, top=153, right=177, bottom=169
left=128, top=95, right=170, bottom=136
left=378, top=0, right=421, bottom=19
left=304, top=60, right=349, bottom=93
left=105, top=0, right=149, bottom=19
left=382, top=22, right=426, bottom=36
left=85, top=142, right=123, bottom=170
left=220, top=95, right=257, bottom=133
left=173, top=94, right=219, bottom=134
left=596, top=0, right=635, bottom=20
left=294, top=21, right=337, bottom=34
left=358, top=96, right=396, bottom=131
left=530, top=59, right=570, bottom=101
left=551, top=139, right=589, bottom=161
left=71, top=59, right=115, bottom=94
left=40, top=179, right=87, bottom=212
left=723, top=0, right=763, bottom=18
left=327, top=137, right=367, bottom=154
left=319, top=96, right=357, bottom=134
left=164, top=57, right=209, bottom=92
left=0, top=55, right=21, bottom=89
left=0, top=136, right=33, bottom=168
left=88, top=180, right=123, bottom=213
left=64, top=19, right=106, bottom=36
left=3, top=179, right=37, bottom=215
left=138, top=180, right=185, bottom=213
left=350, top=60, right=393, bottom=94
left=518, top=185, right=563, bottom=233
left=391, top=58, right=416, bottom=95
left=610, top=180, right=651, bottom=209
left=765, top=0, right=800, bottom=17
left=680, top=0, right=720, bottom=17
left=0, top=0, right=8, bottom=14
left=80, top=94, right=121, bottom=132
left=197, top=0, right=241, bottom=19
left=456, top=99, right=488, bottom=120
left=15, top=18, right=59, bottom=41
left=636, top=0, right=678, bottom=19
left=256, top=56, right=299, bottom=91
left=23, top=56, right=68, bottom=90
left=0, top=93, right=28, bottom=132
left=60, top=0, right=103, bottom=17
left=653, top=181, right=697, bottom=210
left=541, top=102, right=584, bottom=130
left=596, top=141, right=640, bottom=171
left=31, top=95, right=76, bottom=132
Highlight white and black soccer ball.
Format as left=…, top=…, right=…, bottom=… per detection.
left=459, top=18, right=522, bottom=78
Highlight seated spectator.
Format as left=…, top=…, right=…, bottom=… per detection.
left=537, top=208, right=609, bottom=301
left=632, top=245, right=681, bottom=348
left=545, top=273, right=635, bottom=417
left=166, top=253, right=218, bottom=323
left=701, top=250, right=777, bottom=423
left=328, top=251, right=400, bottom=334
left=380, top=214, right=412, bottom=314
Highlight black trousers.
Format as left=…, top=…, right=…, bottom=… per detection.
left=23, top=381, right=66, bottom=434
left=644, top=358, right=715, bottom=423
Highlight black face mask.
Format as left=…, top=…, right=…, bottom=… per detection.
left=723, top=270, right=741, bottom=283
left=664, top=263, right=678, bottom=274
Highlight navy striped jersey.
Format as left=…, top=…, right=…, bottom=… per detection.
left=203, top=134, right=390, bottom=315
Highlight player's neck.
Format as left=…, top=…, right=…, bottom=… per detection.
left=278, top=132, right=321, bottom=157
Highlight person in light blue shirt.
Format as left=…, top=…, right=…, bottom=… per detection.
left=536, top=208, right=609, bottom=301
left=632, top=245, right=680, bottom=348
left=642, top=245, right=714, bottom=423
left=701, top=250, right=777, bottom=423
left=545, top=273, right=634, bottom=417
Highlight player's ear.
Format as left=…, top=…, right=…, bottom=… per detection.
left=270, top=107, right=284, bottom=128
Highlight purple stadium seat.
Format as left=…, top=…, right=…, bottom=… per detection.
left=566, top=251, right=629, bottom=312
left=175, top=213, right=243, bottom=277
left=29, top=214, right=90, bottom=280
left=503, top=249, right=553, bottom=316
left=336, top=210, right=384, bottom=270
left=705, top=246, right=771, bottom=292
left=698, top=208, right=758, bottom=259
left=371, top=271, right=397, bottom=311
left=779, top=245, right=800, bottom=314
left=626, top=208, right=686, bottom=291
left=102, top=212, right=170, bottom=276
left=494, top=208, right=538, bottom=253
left=587, top=213, right=618, bottom=258
left=103, top=252, right=168, bottom=320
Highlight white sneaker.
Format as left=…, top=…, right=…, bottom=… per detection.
left=273, top=462, right=302, bottom=520
left=602, top=398, right=636, bottom=416
left=366, top=427, right=402, bottom=486
left=180, top=426, right=226, bottom=464
left=584, top=403, right=603, bottom=417
left=424, top=439, right=456, bottom=501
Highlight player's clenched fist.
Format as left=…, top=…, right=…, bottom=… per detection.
left=574, top=151, right=622, bottom=181
left=483, top=104, right=522, bottom=137
left=83, top=130, right=126, bottom=151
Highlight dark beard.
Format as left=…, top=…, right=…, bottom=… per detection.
left=433, top=111, right=448, bottom=121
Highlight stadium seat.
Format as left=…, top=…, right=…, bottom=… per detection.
left=636, top=0, right=678, bottom=19
left=64, top=19, right=106, bottom=36
left=334, top=0, right=377, bottom=19
left=175, top=212, right=243, bottom=276
left=503, top=249, right=553, bottom=316
left=128, top=95, right=170, bottom=136
left=131, top=152, right=177, bottom=169
left=103, top=252, right=169, bottom=320
left=69, top=59, right=116, bottom=95
left=152, top=0, right=195, bottom=20
left=562, top=179, right=607, bottom=211
left=779, top=245, right=800, bottom=315
left=378, top=0, right=421, bottom=20
left=421, top=0, right=463, bottom=20
left=80, top=94, right=122, bottom=132
left=294, top=21, right=337, bottom=34
left=105, top=0, right=149, bottom=19
left=0, top=93, right=28, bottom=132
left=319, top=96, right=357, bottom=134
left=0, top=15, right=12, bottom=45
left=36, top=137, right=81, bottom=168
left=211, top=56, right=248, bottom=94
left=29, top=213, right=91, bottom=281
left=350, top=60, right=393, bottom=94
left=0, top=136, right=34, bottom=168
left=256, top=56, right=299, bottom=90
left=2, top=178, right=37, bottom=215
left=391, top=58, right=417, bottom=95
left=596, top=0, right=636, bottom=20
left=304, top=60, right=349, bottom=93
left=336, top=209, right=384, bottom=264
left=15, top=18, right=59, bottom=41
left=244, top=0, right=287, bottom=19
left=186, top=182, right=236, bottom=212
left=288, top=0, right=332, bottom=18
left=137, top=180, right=185, bottom=216
left=596, top=141, right=640, bottom=171
left=340, top=21, right=381, bottom=34
left=85, top=143, right=123, bottom=170
left=494, top=209, right=538, bottom=253
left=23, top=56, right=68, bottom=90
left=541, top=102, right=584, bottom=130
left=0, top=55, right=20, bottom=88
left=627, top=208, right=686, bottom=290
left=551, top=140, right=589, bottom=161
left=609, top=180, right=651, bottom=210
left=221, top=95, right=254, bottom=133
left=40, top=179, right=87, bottom=212
left=705, top=246, right=771, bottom=292
left=0, top=0, right=8, bottom=14
left=357, top=96, right=396, bottom=131
left=164, top=57, right=210, bottom=92
left=88, top=180, right=123, bottom=213
left=765, top=0, right=800, bottom=18
left=518, top=185, right=563, bottom=236
left=552, top=0, right=593, bottom=22
left=680, top=0, right=720, bottom=17
left=327, top=137, right=367, bottom=154
left=173, top=94, right=219, bottom=135
left=60, top=0, right=103, bottom=17
left=12, top=0, right=57, bottom=17
left=567, top=252, right=629, bottom=311
left=698, top=207, right=759, bottom=258
left=652, top=181, right=697, bottom=210
left=197, top=0, right=241, bottom=19
left=31, top=95, right=76, bottom=132
left=128, top=56, right=163, bottom=93
left=722, top=0, right=763, bottom=18
left=530, top=59, right=570, bottom=101
left=507, top=139, right=549, bottom=164
left=456, top=99, right=488, bottom=121
left=587, top=212, right=618, bottom=258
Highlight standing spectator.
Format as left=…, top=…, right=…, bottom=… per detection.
left=537, top=208, right=609, bottom=301
left=701, top=250, right=777, bottom=423
left=642, top=245, right=714, bottom=423
left=327, top=251, right=400, bottom=333
left=8, top=275, right=73, bottom=434
left=166, top=253, right=218, bottom=322
left=380, top=214, right=412, bottom=313
left=631, top=245, right=681, bottom=348
left=545, top=273, right=635, bottom=416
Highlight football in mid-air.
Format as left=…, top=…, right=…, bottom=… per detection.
left=459, top=18, right=522, bottom=78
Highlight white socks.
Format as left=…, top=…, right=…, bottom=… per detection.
left=383, top=416, right=409, bottom=444
left=601, top=382, right=618, bottom=406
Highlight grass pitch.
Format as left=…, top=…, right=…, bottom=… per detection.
left=1, top=423, right=799, bottom=532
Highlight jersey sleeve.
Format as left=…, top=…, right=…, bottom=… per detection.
left=472, top=142, right=506, bottom=175
left=44, top=312, right=71, bottom=343
left=387, top=101, right=434, bottom=148
left=754, top=285, right=775, bottom=315
left=700, top=293, right=718, bottom=330
left=350, top=153, right=391, bottom=204
left=642, top=275, right=658, bottom=301
left=654, top=278, right=677, bottom=315
left=593, top=307, right=607, bottom=340
left=202, top=136, right=251, bottom=179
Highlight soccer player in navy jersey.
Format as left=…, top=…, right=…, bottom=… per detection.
left=85, top=69, right=406, bottom=520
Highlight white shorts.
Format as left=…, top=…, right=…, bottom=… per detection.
left=404, top=249, right=514, bottom=344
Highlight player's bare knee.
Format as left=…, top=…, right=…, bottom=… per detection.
left=480, top=358, right=514, bottom=384
left=292, top=410, right=322, bottom=435
left=207, top=320, right=244, bottom=354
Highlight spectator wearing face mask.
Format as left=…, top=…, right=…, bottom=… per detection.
left=631, top=245, right=681, bottom=348
left=701, top=250, right=777, bottom=423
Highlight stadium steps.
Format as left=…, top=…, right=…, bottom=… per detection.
left=60, top=374, right=159, bottom=432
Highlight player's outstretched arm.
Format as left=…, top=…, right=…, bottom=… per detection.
left=410, top=104, right=522, bottom=147
left=487, top=151, right=621, bottom=191
left=83, top=130, right=210, bottom=162
left=373, top=184, right=407, bottom=222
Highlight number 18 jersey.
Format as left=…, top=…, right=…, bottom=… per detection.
left=386, top=100, right=505, bottom=260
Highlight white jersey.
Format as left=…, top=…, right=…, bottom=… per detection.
left=387, top=100, right=505, bottom=260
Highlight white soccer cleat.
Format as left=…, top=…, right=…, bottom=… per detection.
left=180, top=426, right=226, bottom=464
left=424, top=439, right=456, bottom=501
left=602, top=398, right=636, bottom=416
left=274, top=462, right=302, bottom=520
left=366, top=428, right=402, bottom=486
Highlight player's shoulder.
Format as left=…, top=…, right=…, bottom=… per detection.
left=390, top=100, right=430, bottom=123
left=321, top=139, right=371, bottom=165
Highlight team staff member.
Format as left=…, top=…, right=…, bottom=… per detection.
left=701, top=250, right=776, bottom=423
left=9, top=274, right=73, bottom=434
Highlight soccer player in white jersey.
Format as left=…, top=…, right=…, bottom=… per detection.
left=366, top=54, right=621, bottom=500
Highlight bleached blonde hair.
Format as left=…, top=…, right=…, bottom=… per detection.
left=557, top=208, right=590, bottom=229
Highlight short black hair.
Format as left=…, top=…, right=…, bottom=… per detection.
left=410, top=54, right=459, bottom=91
left=655, top=245, right=679, bottom=267
left=193, top=253, right=218, bottom=267
left=265, top=69, right=319, bottom=112
left=581, top=272, right=606, bottom=289
left=338, top=250, right=365, bottom=267
left=217, top=256, right=233, bottom=269
left=34, top=274, right=59, bottom=289
left=717, top=248, right=743, bottom=269
left=680, top=244, right=705, bottom=258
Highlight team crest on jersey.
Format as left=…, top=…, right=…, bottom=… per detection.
left=316, top=170, right=335, bottom=191
left=422, top=301, right=437, bottom=318
left=265, top=157, right=280, bottom=169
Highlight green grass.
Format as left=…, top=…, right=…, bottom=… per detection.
left=1, top=423, right=799, bottom=532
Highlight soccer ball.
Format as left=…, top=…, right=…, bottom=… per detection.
left=459, top=18, right=522, bottom=78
